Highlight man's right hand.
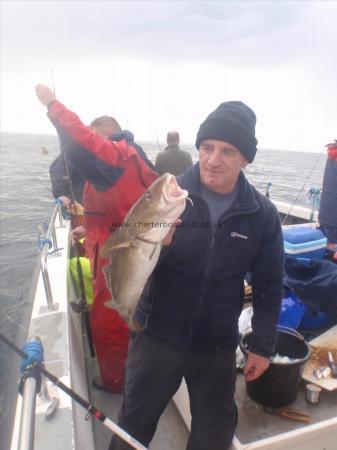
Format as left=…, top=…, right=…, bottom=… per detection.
left=59, top=196, right=72, bottom=209
left=35, top=85, right=56, bottom=106
left=71, top=226, right=86, bottom=246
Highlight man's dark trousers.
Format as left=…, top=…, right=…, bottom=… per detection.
left=109, top=332, right=237, bottom=450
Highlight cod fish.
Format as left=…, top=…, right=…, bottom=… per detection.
left=100, top=173, right=189, bottom=330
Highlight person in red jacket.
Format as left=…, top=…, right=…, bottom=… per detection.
left=35, top=85, right=158, bottom=392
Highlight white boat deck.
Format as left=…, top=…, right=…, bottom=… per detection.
left=173, top=373, right=337, bottom=450
left=86, top=354, right=188, bottom=449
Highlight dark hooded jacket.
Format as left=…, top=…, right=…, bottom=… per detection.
left=137, top=164, right=284, bottom=357
left=155, top=144, right=193, bottom=176
left=49, top=153, right=86, bottom=203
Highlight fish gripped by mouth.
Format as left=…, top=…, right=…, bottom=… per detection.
left=100, top=173, right=189, bottom=330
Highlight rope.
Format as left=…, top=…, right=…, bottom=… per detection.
left=54, top=198, right=71, bottom=219
left=37, top=219, right=64, bottom=252
left=307, top=187, right=321, bottom=209
left=48, top=247, right=64, bottom=255
left=20, top=341, right=44, bottom=373
left=38, top=237, right=53, bottom=250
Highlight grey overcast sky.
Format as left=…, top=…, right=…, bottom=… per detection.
left=1, top=0, right=336, bottom=151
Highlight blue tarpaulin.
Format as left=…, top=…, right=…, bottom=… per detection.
left=283, top=257, right=337, bottom=320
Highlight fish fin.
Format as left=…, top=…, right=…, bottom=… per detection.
left=110, top=241, right=134, bottom=250
left=102, top=262, right=120, bottom=301
left=102, top=264, right=120, bottom=300
left=100, top=234, right=116, bottom=258
left=100, top=239, right=134, bottom=258
left=149, top=243, right=161, bottom=260
left=102, top=263, right=112, bottom=289
left=104, top=299, right=115, bottom=309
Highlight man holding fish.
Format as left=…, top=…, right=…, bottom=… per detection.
left=108, top=101, right=284, bottom=450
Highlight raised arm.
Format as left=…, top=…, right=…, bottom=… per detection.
left=35, top=85, right=124, bottom=166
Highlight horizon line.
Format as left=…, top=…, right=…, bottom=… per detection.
left=0, top=130, right=325, bottom=154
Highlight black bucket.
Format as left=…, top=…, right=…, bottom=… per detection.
left=239, top=327, right=311, bottom=407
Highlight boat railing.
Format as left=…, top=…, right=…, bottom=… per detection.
left=18, top=368, right=38, bottom=450
left=17, top=337, right=42, bottom=450
left=263, top=181, right=321, bottom=220
left=16, top=205, right=65, bottom=449
left=40, top=202, right=65, bottom=310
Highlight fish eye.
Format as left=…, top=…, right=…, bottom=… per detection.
left=144, top=192, right=152, bottom=201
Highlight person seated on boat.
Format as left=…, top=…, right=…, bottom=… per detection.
left=109, top=102, right=284, bottom=450
left=155, top=130, right=193, bottom=175
left=35, top=84, right=157, bottom=394
left=318, top=140, right=337, bottom=256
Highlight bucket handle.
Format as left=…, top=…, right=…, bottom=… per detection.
left=276, top=325, right=305, bottom=342
left=239, top=326, right=306, bottom=355
left=239, top=328, right=252, bottom=354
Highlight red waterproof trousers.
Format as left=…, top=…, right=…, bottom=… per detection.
left=89, top=236, right=129, bottom=392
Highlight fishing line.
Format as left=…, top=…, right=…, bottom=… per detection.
left=281, top=152, right=323, bottom=225
left=153, top=127, right=162, bottom=152
left=4, top=314, right=29, bottom=334
left=49, top=67, right=56, bottom=96
left=44, top=70, right=93, bottom=353
left=33, top=177, right=53, bottom=195
left=4, top=315, right=74, bottom=369
left=47, top=67, right=76, bottom=203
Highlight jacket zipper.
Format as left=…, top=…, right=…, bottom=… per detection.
left=186, top=233, right=215, bottom=349
left=185, top=205, right=259, bottom=349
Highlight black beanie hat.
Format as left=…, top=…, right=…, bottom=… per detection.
left=195, top=101, right=258, bottom=162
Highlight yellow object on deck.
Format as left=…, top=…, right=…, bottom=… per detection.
left=69, top=256, right=93, bottom=306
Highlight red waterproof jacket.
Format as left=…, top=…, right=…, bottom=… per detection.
left=327, top=142, right=337, bottom=162
left=47, top=101, right=157, bottom=258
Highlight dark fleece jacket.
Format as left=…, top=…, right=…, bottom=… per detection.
left=137, top=164, right=284, bottom=357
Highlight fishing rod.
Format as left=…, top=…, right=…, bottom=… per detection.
left=49, top=67, right=95, bottom=356
left=32, top=176, right=52, bottom=195
left=71, top=253, right=96, bottom=357
left=60, top=152, right=77, bottom=207
left=0, top=332, right=148, bottom=450
left=49, top=67, right=56, bottom=97
left=153, top=127, right=162, bottom=152
left=49, top=66, right=77, bottom=203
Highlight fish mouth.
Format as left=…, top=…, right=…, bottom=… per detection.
left=162, top=174, right=188, bottom=203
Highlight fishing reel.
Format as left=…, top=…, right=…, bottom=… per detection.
left=70, top=298, right=89, bottom=314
